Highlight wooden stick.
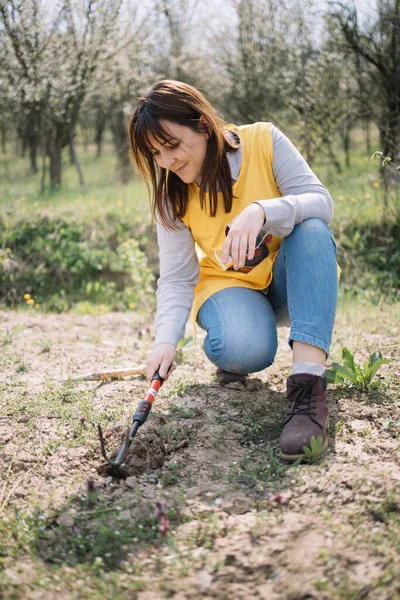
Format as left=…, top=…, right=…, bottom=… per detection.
left=62, top=365, right=147, bottom=382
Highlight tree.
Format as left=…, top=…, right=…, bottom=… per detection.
left=331, top=1, right=400, bottom=170
left=0, top=0, right=125, bottom=188
left=223, top=0, right=291, bottom=124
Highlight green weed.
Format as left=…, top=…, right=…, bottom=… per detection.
left=160, top=421, right=196, bottom=452
left=168, top=405, right=197, bottom=419
left=160, top=462, right=183, bottom=487
left=35, top=490, right=180, bottom=570
left=326, top=347, right=390, bottom=391
left=0, top=325, right=26, bottom=346
left=302, top=435, right=326, bottom=460
left=228, top=448, right=299, bottom=488
left=240, top=406, right=286, bottom=446
left=382, top=420, right=400, bottom=437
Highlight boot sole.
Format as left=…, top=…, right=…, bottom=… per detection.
left=279, top=434, right=329, bottom=462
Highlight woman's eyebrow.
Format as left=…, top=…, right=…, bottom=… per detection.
left=150, top=138, right=178, bottom=150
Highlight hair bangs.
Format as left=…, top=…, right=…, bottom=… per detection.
left=137, top=109, right=178, bottom=159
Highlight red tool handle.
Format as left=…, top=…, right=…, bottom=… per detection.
left=132, top=369, right=166, bottom=426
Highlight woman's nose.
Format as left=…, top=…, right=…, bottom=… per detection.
left=157, top=150, right=175, bottom=170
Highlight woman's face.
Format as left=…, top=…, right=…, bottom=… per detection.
left=147, top=120, right=208, bottom=184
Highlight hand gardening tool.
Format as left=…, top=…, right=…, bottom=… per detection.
left=62, top=365, right=146, bottom=382
left=97, top=369, right=167, bottom=480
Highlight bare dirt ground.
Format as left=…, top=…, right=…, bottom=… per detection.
left=0, top=301, right=399, bottom=600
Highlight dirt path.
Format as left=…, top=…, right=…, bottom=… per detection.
left=0, top=303, right=399, bottom=600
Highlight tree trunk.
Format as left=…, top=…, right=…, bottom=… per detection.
left=95, top=107, right=107, bottom=158
left=324, top=138, right=342, bottom=174
left=47, top=133, right=62, bottom=188
left=341, top=121, right=351, bottom=169
left=82, top=126, right=90, bottom=153
left=1, top=121, right=7, bottom=154
left=17, top=126, right=25, bottom=158
left=364, top=118, right=371, bottom=155
left=26, top=110, right=39, bottom=174
left=1, top=122, right=6, bottom=154
left=300, top=52, right=312, bottom=165
left=69, top=124, right=85, bottom=188
left=112, top=108, right=132, bottom=184
left=379, top=111, right=400, bottom=188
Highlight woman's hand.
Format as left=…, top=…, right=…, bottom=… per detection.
left=146, top=342, right=176, bottom=382
left=221, top=203, right=266, bottom=270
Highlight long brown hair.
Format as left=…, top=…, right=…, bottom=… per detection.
left=128, top=80, right=239, bottom=230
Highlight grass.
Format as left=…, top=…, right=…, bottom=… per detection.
left=0, top=141, right=150, bottom=223
left=0, top=128, right=389, bottom=229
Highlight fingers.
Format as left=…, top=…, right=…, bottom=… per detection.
left=146, top=358, right=160, bottom=382
left=221, top=203, right=266, bottom=269
left=247, top=231, right=258, bottom=261
left=145, top=343, right=176, bottom=382
left=221, top=235, right=232, bottom=266
left=159, top=360, right=175, bottom=381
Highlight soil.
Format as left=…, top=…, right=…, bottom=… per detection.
left=0, top=306, right=399, bottom=600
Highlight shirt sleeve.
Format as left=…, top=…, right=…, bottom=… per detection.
left=154, top=213, right=199, bottom=347
left=253, top=124, right=333, bottom=237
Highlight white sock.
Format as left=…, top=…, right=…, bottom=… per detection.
left=292, top=361, right=325, bottom=377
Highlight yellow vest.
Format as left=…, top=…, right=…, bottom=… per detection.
left=181, top=122, right=282, bottom=321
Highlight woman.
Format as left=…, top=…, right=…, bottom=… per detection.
left=129, top=80, right=338, bottom=460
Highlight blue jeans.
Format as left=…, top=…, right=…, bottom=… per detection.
left=197, top=218, right=338, bottom=374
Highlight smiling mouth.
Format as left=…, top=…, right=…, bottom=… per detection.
left=174, top=164, right=186, bottom=174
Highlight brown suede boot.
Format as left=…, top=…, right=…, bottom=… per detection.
left=279, top=373, right=329, bottom=460
left=215, top=368, right=248, bottom=385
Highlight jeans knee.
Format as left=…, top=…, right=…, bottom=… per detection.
left=283, top=218, right=336, bottom=254
left=203, top=329, right=277, bottom=374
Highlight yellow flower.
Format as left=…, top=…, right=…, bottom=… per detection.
left=34, top=202, right=39, bottom=207
left=35, top=304, right=40, bottom=309
left=99, top=304, right=105, bottom=309
left=26, top=298, right=35, bottom=305
left=129, top=303, right=136, bottom=309
left=24, top=293, right=31, bottom=299
left=89, top=200, right=94, bottom=206
left=117, top=200, right=123, bottom=207
left=364, top=194, right=371, bottom=199
left=376, top=204, right=382, bottom=210
left=78, top=194, right=84, bottom=201
left=373, top=182, right=380, bottom=188
left=21, top=196, right=26, bottom=202
left=350, top=197, right=357, bottom=203
left=338, top=196, right=345, bottom=201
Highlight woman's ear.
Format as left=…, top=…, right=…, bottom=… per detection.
left=199, top=115, right=210, bottom=138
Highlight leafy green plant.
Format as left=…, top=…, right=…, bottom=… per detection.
left=382, top=420, right=400, bottom=438
left=0, top=214, right=156, bottom=312
left=302, top=435, right=325, bottom=459
left=372, top=151, right=400, bottom=172
left=326, top=347, right=390, bottom=391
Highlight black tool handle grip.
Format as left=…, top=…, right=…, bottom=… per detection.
left=133, top=400, right=153, bottom=425
left=152, top=368, right=164, bottom=383
left=152, top=364, right=173, bottom=383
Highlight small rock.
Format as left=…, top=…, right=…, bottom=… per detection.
left=125, top=476, right=139, bottom=489
left=197, top=569, right=213, bottom=591
left=57, top=513, right=74, bottom=527
left=118, top=509, right=132, bottom=521
left=222, top=494, right=253, bottom=515
left=225, top=381, right=245, bottom=390
left=186, top=486, right=202, bottom=499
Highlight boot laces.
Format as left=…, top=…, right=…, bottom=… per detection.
left=285, top=376, right=322, bottom=427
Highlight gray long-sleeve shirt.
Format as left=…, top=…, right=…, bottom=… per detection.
left=154, top=124, right=333, bottom=347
